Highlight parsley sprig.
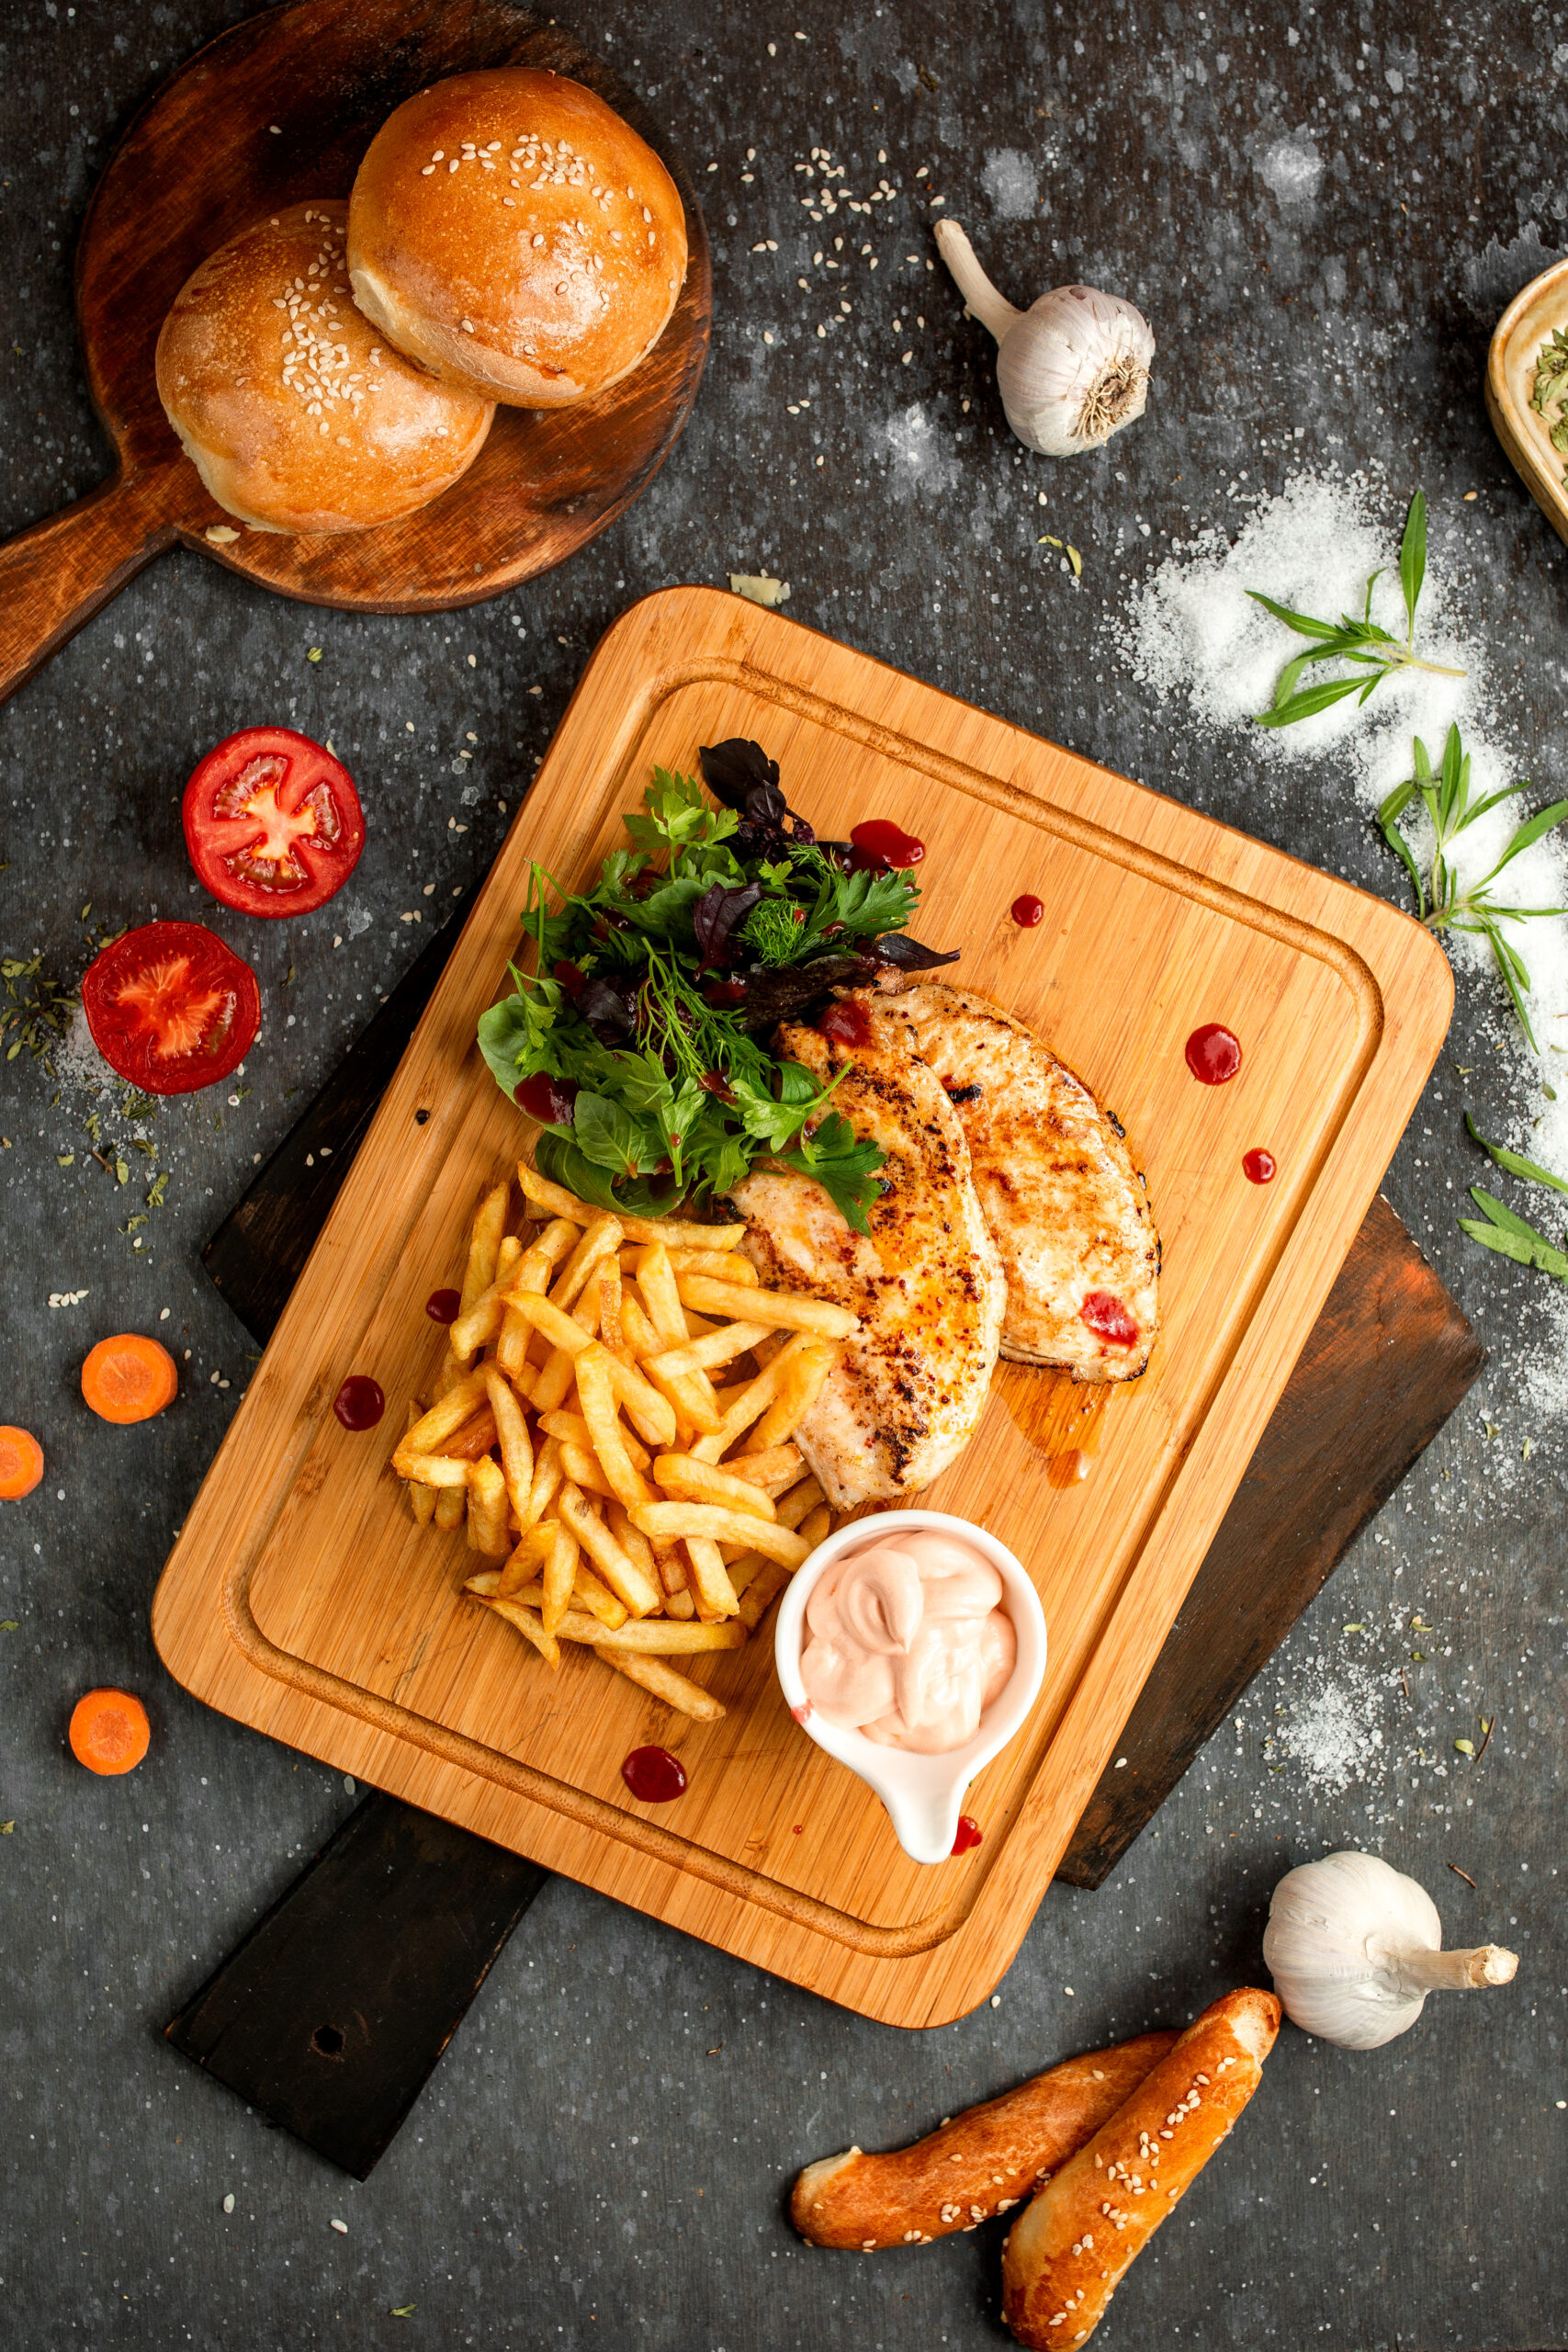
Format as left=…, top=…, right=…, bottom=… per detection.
left=1248, top=492, right=1465, bottom=729
left=478, top=752, right=953, bottom=1231
left=1460, top=1113, right=1568, bottom=1284
left=1377, top=723, right=1568, bottom=1052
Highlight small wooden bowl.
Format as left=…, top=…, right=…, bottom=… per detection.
left=1485, top=255, right=1568, bottom=547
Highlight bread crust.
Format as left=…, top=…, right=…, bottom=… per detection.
left=347, top=68, right=687, bottom=406
left=154, top=202, right=492, bottom=534
left=1000, top=1988, right=1281, bottom=2348
left=789, top=2032, right=1179, bottom=2250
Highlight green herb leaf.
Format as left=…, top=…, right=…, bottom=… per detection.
left=1464, top=1111, right=1568, bottom=1196
left=1398, top=489, right=1427, bottom=641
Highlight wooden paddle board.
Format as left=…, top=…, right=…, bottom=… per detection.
left=152, top=586, right=1453, bottom=2027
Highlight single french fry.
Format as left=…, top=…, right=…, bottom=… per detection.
left=676, top=1274, right=857, bottom=1339
left=571, top=1559, right=630, bottom=1629
left=646, top=1322, right=773, bottom=1383
left=397, top=1452, right=473, bottom=1489
left=796, top=1501, right=831, bottom=1546
left=617, top=1287, right=663, bottom=1357
left=434, top=1481, right=467, bottom=1531
left=719, top=1442, right=805, bottom=1494
left=498, top=1288, right=595, bottom=1359
left=458, top=1180, right=512, bottom=1317
left=662, top=1586, right=696, bottom=1620
left=633, top=1502, right=813, bottom=1566
left=744, top=1342, right=837, bottom=1453
left=513, top=1216, right=580, bottom=1292
left=557, top=1482, right=662, bottom=1618
left=525, top=1431, right=565, bottom=1526
left=465, top=1569, right=501, bottom=1596
left=738, top=1560, right=792, bottom=1631
left=448, top=1232, right=523, bottom=1361
left=596, top=1254, right=625, bottom=1354
left=548, top=1213, right=623, bottom=1310
left=396, top=1368, right=489, bottom=1461
left=584, top=1618, right=745, bottom=1655
left=404, top=1403, right=439, bottom=1525
left=682, top=1535, right=739, bottom=1619
left=559, top=1442, right=616, bottom=1501
left=602, top=1354, right=678, bottom=1447
left=654, top=1453, right=778, bottom=1520
left=635, top=1241, right=688, bottom=1349
left=538, top=1408, right=651, bottom=1472
left=541, top=1518, right=579, bottom=1637
left=774, top=1475, right=829, bottom=1531
left=467, top=1456, right=511, bottom=1557
left=441, top=1409, right=501, bottom=1462
left=482, top=1366, right=534, bottom=1526
left=606, top=1501, right=659, bottom=1583
left=599, top=1648, right=726, bottom=1721
left=495, top=1524, right=544, bottom=1600
left=479, top=1594, right=560, bottom=1669
left=576, top=1345, right=654, bottom=1511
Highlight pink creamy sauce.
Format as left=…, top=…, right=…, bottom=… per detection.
left=799, top=1531, right=1016, bottom=1753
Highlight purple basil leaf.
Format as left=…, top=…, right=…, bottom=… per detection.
left=577, top=976, right=637, bottom=1038
left=700, top=739, right=780, bottom=809
left=733, top=952, right=874, bottom=1031
left=693, top=880, right=763, bottom=969
left=871, top=933, right=962, bottom=972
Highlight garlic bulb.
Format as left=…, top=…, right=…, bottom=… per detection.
left=934, top=219, right=1154, bottom=458
left=1263, top=1851, right=1518, bottom=2050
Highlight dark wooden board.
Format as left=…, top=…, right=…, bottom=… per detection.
left=0, top=0, right=711, bottom=708
left=165, top=1792, right=547, bottom=2179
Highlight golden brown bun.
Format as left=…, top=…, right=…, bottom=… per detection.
left=154, top=202, right=493, bottom=534
left=346, top=68, right=688, bottom=406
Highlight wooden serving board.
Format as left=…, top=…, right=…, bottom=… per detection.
left=151, top=586, right=1454, bottom=2028
left=0, top=0, right=710, bottom=711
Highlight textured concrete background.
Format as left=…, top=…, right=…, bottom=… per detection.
left=2, top=2, right=1566, bottom=2346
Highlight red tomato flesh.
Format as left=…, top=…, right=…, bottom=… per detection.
left=184, top=727, right=365, bottom=919
left=81, top=921, right=260, bottom=1096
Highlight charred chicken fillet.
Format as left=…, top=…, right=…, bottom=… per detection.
left=729, top=1006, right=1006, bottom=1510
left=864, top=980, right=1160, bottom=1382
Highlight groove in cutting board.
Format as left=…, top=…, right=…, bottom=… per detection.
left=152, top=586, right=1453, bottom=2025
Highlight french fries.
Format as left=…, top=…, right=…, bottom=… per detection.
left=391, top=1159, right=848, bottom=1727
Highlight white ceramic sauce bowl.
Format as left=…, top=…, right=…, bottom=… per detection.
left=773, top=1510, right=1047, bottom=1866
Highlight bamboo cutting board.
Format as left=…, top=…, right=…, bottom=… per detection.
left=152, top=586, right=1453, bottom=2028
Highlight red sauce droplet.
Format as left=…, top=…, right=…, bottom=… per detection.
left=820, top=998, right=874, bottom=1048
left=1185, top=1023, right=1243, bottom=1085
left=621, top=1745, right=687, bottom=1802
left=952, top=1815, right=983, bottom=1854
left=1011, top=894, right=1044, bottom=928
left=1243, top=1148, right=1277, bottom=1185
left=1047, top=1447, right=1092, bottom=1489
left=849, top=818, right=926, bottom=873
left=424, top=1287, right=461, bottom=1325
left=333, top=1375, right=384, bottom=1430
left=1079, top=1292, right=1139, bottom=1349
left=515, top=1071, right=580, bottom=1124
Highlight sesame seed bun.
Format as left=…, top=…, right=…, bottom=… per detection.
left=154, top=202, right=494, bottom=535
left=345, top=68, right=688, bottom=407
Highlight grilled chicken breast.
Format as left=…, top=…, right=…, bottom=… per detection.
left=729, top=1007, right=1006, bottom=1510
left=866, top=980, right=1160, bottom=1382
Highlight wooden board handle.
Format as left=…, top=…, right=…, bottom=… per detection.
left=0, top=466, right=179, bottom=707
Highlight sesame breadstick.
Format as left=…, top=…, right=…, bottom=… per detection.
left=1000, top=1987, right=1280, bottom=2349
left=790, top=2031, right=1179, bottom=2251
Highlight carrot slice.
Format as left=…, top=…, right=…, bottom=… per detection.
left=81, top=1334, right=179, bottom=1425
left=0, top=1425, right=44, bottom=1498
left=69, top=1687, right=151, bottom=1775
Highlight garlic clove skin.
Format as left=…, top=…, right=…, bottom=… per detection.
left=1263, top=1850, right=1519, bottom=2051
left=996, top=285, right=1155, bottom=458
left=933, top=220, right=1155, bottom=459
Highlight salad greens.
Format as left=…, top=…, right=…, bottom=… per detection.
left=478, top=739, right=958, bottom=1231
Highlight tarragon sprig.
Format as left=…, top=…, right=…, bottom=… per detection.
left=1248, top=492, right=1465, bottom=729
left=1377, top=723, right=1568, bottom=1052
left=1460, top=1113, right=1568, bottom=1283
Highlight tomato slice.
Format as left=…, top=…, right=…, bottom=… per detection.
left=81, top=922, right=260, bottom=1096
left=183, top=727, right=365, bottom=920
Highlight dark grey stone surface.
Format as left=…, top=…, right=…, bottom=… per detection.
left=2, top=3, right=1565, bottom=2346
